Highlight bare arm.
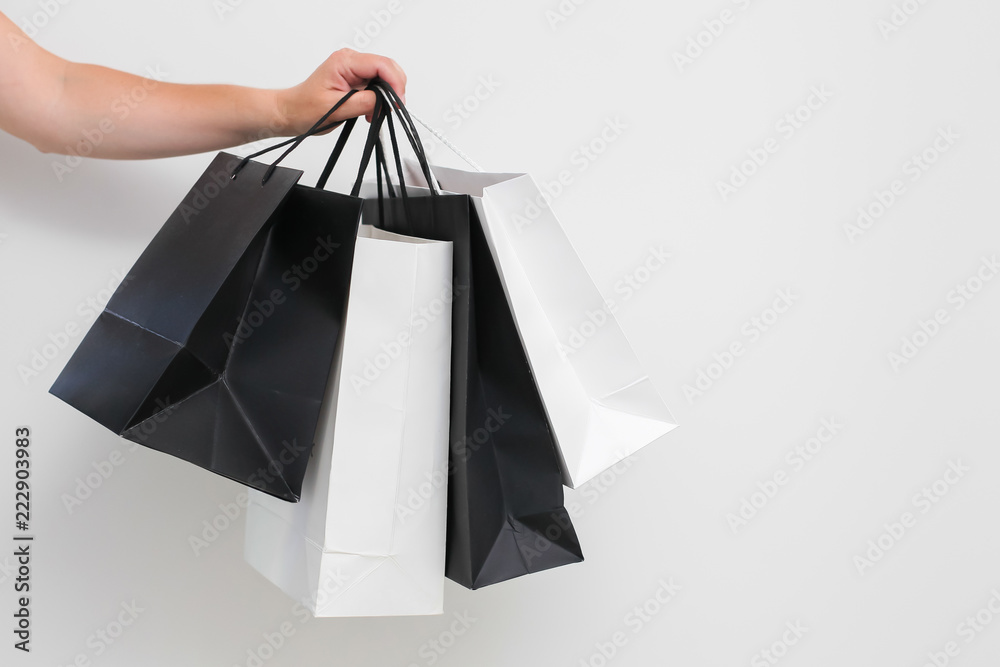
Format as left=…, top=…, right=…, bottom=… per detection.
left=0, top=11, right=406, bottom=159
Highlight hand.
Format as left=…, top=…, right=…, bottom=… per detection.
left=275, top=49, right=406, bottom=136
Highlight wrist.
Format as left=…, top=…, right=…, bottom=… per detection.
left=270, top=86, right=298, bottom=137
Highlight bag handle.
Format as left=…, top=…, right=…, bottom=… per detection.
left=240, top=80, right=420, bottom=194
left=372, top=102, right=416, bottom=235
left=314, top=117, right=358, bottom=190
left=231, top=79, right=444, bottom=196
left=230, top=88, right=361, bottom=185
left=409, top=111, right=484, bottom=173
left=315, top=114, right=397, bottom=196
left=316, top=79, right=439, bottom=197
left=375, top=85, right=433, bottom=197
left=343, top=88, right=436, bottom=236
left=370, top=81, right=440, bottom=194
left=348, top=88, right=392, bottom=198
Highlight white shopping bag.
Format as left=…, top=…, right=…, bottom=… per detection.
left=403, top=161, right=677, bottom=488
left=244, top=225, right=453, bottom=617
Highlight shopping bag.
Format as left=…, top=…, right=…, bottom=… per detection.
left=402, top=161, right=678, bottom=488
left=359, top=84, right=583, bottom=589
left=244, top=224, right=453, bottom=616
left=49, top=92, right=369, bottom=501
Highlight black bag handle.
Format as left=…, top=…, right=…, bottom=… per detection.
left=260, top=80, right=407, bottom=191
left=367, top=100, right=409, bottom=198
left=242, top=81, right=401, bottom=194
left=348, top=91, right=417, bottom=234
left=230, top=88, right=361, bottom=185
left=370, top=80, right=439, bottom=194
left=314, top=117, right=358, bottom=190
left=230, top=79, right=440, bottom=198
left=322, top=79, right=439, bottom=197
left=337, top=87, right=434, bottom=236
left=349, top=89, right=391, bottom=198
left=319, top=112, right=397, bottom=197
left=370, top=103, right=418, bottom=235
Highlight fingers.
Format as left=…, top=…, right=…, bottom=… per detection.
left=334, top=49, right=407, bottom=103
left=337, top=89, right=377, bottom=122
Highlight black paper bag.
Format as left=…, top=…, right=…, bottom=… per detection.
left=361, top=83, right=584, bottom=588
left=50, top=152, right=362, bottom=501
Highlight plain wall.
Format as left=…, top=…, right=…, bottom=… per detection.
left=1, top=0, right=998, bottom=665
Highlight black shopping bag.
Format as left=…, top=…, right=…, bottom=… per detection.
left=50, top=95, right=366, bottom=502
left=359, top=83, right=584, bottom=588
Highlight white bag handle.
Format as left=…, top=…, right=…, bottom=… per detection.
left=408, top=112, right=485, bottom=174
left=372, top=82, right=485, bottom=174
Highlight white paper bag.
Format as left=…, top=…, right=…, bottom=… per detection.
left=244, top=225, right=453, bottom=617
left=403, top=161, right=676, bottom=488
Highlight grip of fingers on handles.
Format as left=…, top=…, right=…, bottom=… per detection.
left=317, top=81, right=428, bottom=192
left=231, top=88, right=361, bottom=185
left=363, top=79, right=439, bottom=194
left=357, top=82, right=428, bottom=201
left=373, top=86, right=441, bottom=195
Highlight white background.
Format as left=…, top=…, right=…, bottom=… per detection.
left=1, top=0, right=999, bottom=665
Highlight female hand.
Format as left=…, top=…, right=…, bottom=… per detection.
left=276, top=48, right=407, bottom=134
left=0, top=10, right=407, bottom=159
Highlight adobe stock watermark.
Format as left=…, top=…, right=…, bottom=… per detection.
left=442, top=75, right=501, bottom=131
left=234, top=123, right=285, bottom=158
left=189, top=438, right=310, bottom=556
left=877, top=0, right=933, bottom=40
left=395, top=406, right=511, bottom=524
left=843, top=126, right=958, bottom=243
left=405, top=611, right=477, bottom=667
left=394, top=466, right=448, bottom=526
left=342, top=1, right=409, bottom=51
left=570, top=117, right=629, bottom=174
left=8, top=0, right=73, bottom=51
left=51, top=65, right=170, bottom=182
left=673, top=0, right=760, bottom=73
left=511, top=116, right=628, bottom=233
left=457, top=454, right=630, bottom=589
left=576, top=578, right=681, bottom=667
left=348, top=280, right=465, bottom=396
left=61, top=398, right=175, bottom=515
left=726, top=417, right=845, bottom=534
left=511, top=508, right=578, bottom=571
left=55, top=600, right=145, bottom=667
left=716, top=85, right=833, bottom=202
left=544, top=0, right=593, bottom=31
left=17, top=267, right=131, bottom=385
left=682, top=288, right=798, bottom=404
left=852, top=459, right=970, bottom=576
left=915, top=587, right=1000, bottom=667
left=232, top=571, right=354, bottom=667
left=750, top=620, right=808, bottom=667
left=453, top=407, right=511, bottom=464
left=234, top=617, right=303, bottom=667
left=556, top=245, right=671, bottom=359
left=177, top=158, right=241, bottom=224
left=567, top=454, right=637, bottom=521
left=223, top=235, right=341, bottom=349
left=886, top=254, right=997, bottom=372
left=213, top=0, right=251, bottom=20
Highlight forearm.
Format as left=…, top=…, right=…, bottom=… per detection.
left=1, top=10, right=406, bottom=160
left=46, top=62, right=287, bottom=159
